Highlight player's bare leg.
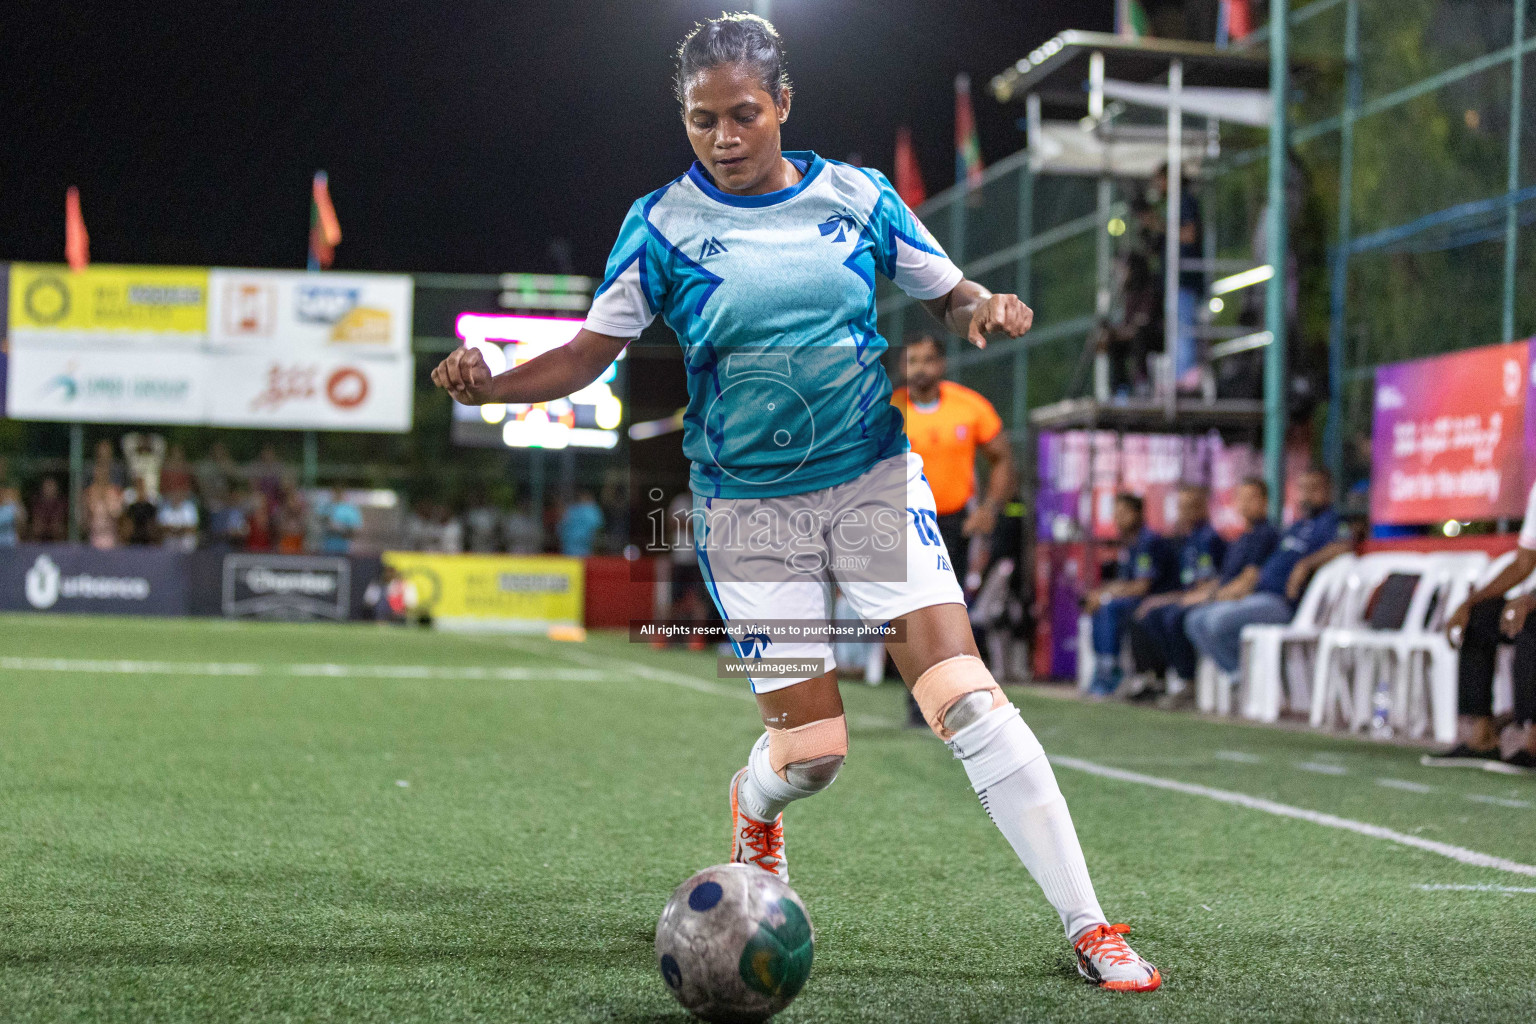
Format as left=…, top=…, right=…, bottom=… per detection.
left=888, top=602, right=1161, bottom=992
left=729, top=671, right=847, bottom=882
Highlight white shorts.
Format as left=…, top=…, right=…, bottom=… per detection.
left=695, top=452, right=966, bottom=693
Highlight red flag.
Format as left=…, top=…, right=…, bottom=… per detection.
left=954, top=73, right=984, bottom=189
left=308, top=170, right=342, bottom=270
left=894, top=127, right=928, bottom=209
left=1227, top=0, right=1253, bottom=40
left=65, top=186, right=90, bottom=272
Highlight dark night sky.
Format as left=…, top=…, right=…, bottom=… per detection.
left=9, top=1, right=1106, bottom=277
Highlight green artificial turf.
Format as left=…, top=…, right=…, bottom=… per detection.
left=1, top=614, right=1533, bottom=1022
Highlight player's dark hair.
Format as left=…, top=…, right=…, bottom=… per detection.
left=1239, top=475, right=1269, bottom=499
left=1115, top=492, right=1144, bottom=517
left=905, top=334, right=944, bottom=355
left=674, top=12, right=793, bottom=107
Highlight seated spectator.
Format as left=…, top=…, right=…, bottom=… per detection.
left=28, top=477, right=68, bottom=542
left=159, top=443, right=194, bottom=497
left=245, top=496, right=274, bottom=552
left=1131, top=478, right=1279, bottom=707
left=158, top=483, right=200, bottom=552
left=122, top=478, right=161, bottom=546
left=0, top=483, right=24, bottom=547
left=93, top=438, right=126, bottom=489
left=319, top=486, right=363, bottom=555
left=463, top=491, right=501, bottom=553
left=82, top=463, right=124, bottom=551
left=207, top=486, right=252, bottom=550
left=501, top=501, right=542, bottom=554
left=558, top=490, right=605, bottom=557
left=1183, top=468, right=1353, bottom=680
left=1084, top=493, right=1176, bottom=697
left=275, top=485, right=309, bottom=554
left=1125, top=484, right=1227, bottom=700
left=1427, top=477, right=1536, bottom=772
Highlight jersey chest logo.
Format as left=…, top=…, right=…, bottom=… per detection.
left=699, top=237, right=729, bottom=260
left=818, top=211, right=861, bottom=243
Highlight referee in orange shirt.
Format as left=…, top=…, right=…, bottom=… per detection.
left=892, top=333, right=1016, bottom=722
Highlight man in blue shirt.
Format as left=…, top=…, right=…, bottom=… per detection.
left=1125, top=484, right=1227, bottom=695
left=1184, top=468, right=1354, bottom=675
left=558, top=491, right=605, bottom=557
left=319, top=487, right=363, bottom=555
left=1131, top=479, right=1280, bottom=704
left=1085, top=493, right=1176, bottom=697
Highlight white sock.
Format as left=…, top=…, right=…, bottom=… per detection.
left=737, top=732, right=818, bottom=823
left=948, top=704, right=1107, bottom=940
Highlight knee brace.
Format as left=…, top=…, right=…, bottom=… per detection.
left=767, top=715, right=847, bottom=792
left=911, top=654, right=1008, bottom=740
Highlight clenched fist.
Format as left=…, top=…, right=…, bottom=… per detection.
left=966, top=293, right=1033, bottom=349
left=431, top=345, right=495, bottom=405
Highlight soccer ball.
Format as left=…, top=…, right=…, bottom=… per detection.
left=655, top=864, right=814, bottom=1023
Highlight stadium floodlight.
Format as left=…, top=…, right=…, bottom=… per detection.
left=1210, top=264, right=1274, bottom=296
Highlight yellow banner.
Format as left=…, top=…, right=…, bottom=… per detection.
left=9, top=263, right=209, bottom=336
left=381, top=552, right=584, bottom=631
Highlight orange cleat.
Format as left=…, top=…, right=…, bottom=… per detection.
left=1073, top=923, right=1162, bottom=992
left=729, top=767, right=787, bottom=881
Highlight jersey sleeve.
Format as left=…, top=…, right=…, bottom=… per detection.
left=863, top=169, right=964, bottom=301
left=583, top=199, right=667, bottom=339
left=972, top=393, right=1003, bottom=445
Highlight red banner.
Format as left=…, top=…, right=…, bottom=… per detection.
left=1371, top=341, right=1531, bottom=525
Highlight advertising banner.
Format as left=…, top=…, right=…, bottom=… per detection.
left=219, top=553, right=354, bottom=621
left=206, top=269, right=412, bottom=356
left=0, top=544, right=189, bottom=615
left=8, top=263, right=208, bottom=344
left=4, top=345, right=207, bottom=424
left=203, top=351, right=413, bottom=432
left=381, top=552, right=583, bottom=632
left=1371, top=341, right=1530, bottom=525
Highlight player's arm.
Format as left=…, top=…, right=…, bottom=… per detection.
left=964, top=432, right=1015, bottom=539
left=1447, top=546, right=1536, bottom=642
left=430, top=329, right=630, bottom=406
left=919, top=280, right=1032, bottom=350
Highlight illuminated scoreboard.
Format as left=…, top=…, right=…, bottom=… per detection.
left=449, top=313, right=624, bottom=450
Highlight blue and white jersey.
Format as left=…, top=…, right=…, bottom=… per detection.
left=583, top=151, right=963, bottom=498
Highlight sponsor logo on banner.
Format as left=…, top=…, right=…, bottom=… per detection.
left=0, top=545, right=187, bottom=615
left=221, top=281, right=278, bottom=337
left=222, top=554, right=351, bottom=620
left=5, top=347, right=206, bottom=424
left=1371, top=341, right=1531, bottom=525
left=380, top=552, right=583, bottom=632
left=24, top=553, right=153, bottom=609
left=9, top=263, right=209, bottom=337
left=293, top=284, right=392, bottom=344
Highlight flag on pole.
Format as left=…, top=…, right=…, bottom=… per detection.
left=1116, top=0, right=1152, bottom=38
left=308, top=170, right=342, bottom=271
left=65, top=186, right=90, bottom=272
left=1226, top=0, right=1253, bottom=40
left=894, top=127, right=928, bottom=209
left=954, top=73, right=984, bottom=190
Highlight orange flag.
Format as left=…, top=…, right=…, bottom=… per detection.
left=308, top=170, right=342, bottom=270
left=894, top=127, right=928, bottom=209
left=65, top=186, right=90, bottom=272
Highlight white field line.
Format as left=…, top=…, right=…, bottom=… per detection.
left=0, top=656, right=610, bottom=683
left=1296, top=761, right=1349, bottom=775
left=1417, top=883, right=1536, bottom=893
left=1377, top=778, right=1436, bottom=793
left=1051, top=755, right=1536, bottom=878
left=1213, top=750, right=1263, bottom=763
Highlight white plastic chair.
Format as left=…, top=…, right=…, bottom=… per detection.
left=1393, top=552, right=1492, bottom=742
left=1237, top=553, right=1358, bottom=722
left=1308, top=551, right=1432, bottom=732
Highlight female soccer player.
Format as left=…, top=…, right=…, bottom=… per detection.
left=432, top=13, right=1159, bottom=992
